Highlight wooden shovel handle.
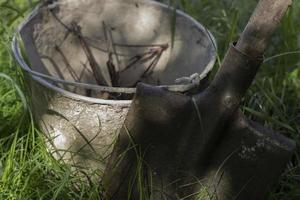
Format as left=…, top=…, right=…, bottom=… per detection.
left=236, top=0, right=293, bottom=57
left=206, top=0, right=293, bottom=111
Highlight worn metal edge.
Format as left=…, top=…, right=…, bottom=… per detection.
left=12, top=0, right=217, bottom=106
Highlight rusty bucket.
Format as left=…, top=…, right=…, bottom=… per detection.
left=12, top=0, right=217, bottom=175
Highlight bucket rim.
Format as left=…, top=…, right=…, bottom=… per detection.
left=12, top=0, right=217, bottom=106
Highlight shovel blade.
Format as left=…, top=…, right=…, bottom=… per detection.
left=103, top=84, right=295, bottom=200
left=186, top=112, right=296, bottom=200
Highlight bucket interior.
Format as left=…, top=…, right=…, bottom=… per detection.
left=19, top=0, right=216, bottom=100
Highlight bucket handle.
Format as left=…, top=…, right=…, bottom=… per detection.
left=12, top=32, right=206, bottom=94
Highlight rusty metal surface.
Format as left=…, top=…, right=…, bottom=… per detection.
left=30, top=81, right=129, bottom=173
left=103, top=44, right=296, bottom=199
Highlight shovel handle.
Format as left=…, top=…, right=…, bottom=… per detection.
left=236, top=0, right=293, bottom=57
left=206, top=0, right=293, bottom=111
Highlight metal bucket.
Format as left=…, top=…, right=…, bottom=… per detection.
left=12, top=0, right=217, bottom=175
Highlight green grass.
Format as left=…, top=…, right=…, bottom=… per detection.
left=0, top=0, right=103, bottom=199
left=0, top=0, right=300, bottom=199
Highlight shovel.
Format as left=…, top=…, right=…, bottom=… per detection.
left=103, top=0, right=296, bottom=199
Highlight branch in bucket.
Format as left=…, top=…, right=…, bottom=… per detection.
left=106, top=52, right=119, bottom=87
left=102, top=22, right=169, bottom=88
left=118, top=43, right=168, bottom=86
left=141, top=48, right=164, bottom=78
left=103, top=21, right=119, bottom=87
left=119, top=44, right=168, bottom=72
left=50, top=10, right=108, bottom=87
left=49, top=8, right=169, bottom=97
left=71, top=22, right=109, bottom=87
left=55, top=45, right=80, bottom=81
